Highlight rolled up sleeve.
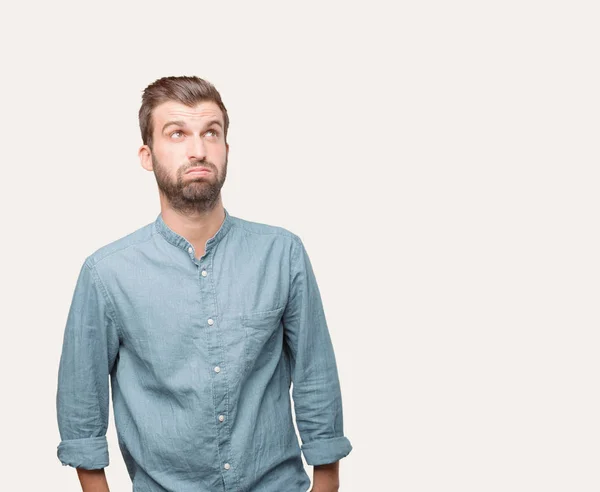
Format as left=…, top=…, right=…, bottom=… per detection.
left=282, top=236, right=352, bottom=466
left=56, top=259, right=121, bottom=469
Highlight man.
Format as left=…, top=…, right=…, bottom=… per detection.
left=56, top=75, right=352, bottom=492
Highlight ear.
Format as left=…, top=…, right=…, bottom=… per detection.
left=139, top=145, right=153, bottom=172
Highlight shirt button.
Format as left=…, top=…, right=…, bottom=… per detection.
left=214, top=366, right=221, bottom=373
left=218, top=415, right=225, bottom=422
left=224, top=463, right=230, bottom=470
left=201, top=270, right=208, bottom=277
left=207, top=318, right=214, bottom=326
left=188, top=246, right=193, bottom=253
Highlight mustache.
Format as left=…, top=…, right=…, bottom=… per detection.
left=182, top=161, right=216, bottom=173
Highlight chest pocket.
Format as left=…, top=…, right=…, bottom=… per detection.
left=242, top=306, right=286, bottom=374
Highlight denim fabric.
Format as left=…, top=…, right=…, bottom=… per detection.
left=56, top=208, right=352, bottom=491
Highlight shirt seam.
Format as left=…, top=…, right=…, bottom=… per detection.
left=87, top=231, right=158, bottom=268
left=85, top=260, right=125, bottom=342
left=287, top=236, right=302, bottom=308
left=235, top=223, right=297, bottom=240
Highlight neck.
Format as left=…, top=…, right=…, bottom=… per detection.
left=159, top=195, right=226, bottom=254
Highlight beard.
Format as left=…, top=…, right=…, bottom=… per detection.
left=151, top=151, right=228, bottom=215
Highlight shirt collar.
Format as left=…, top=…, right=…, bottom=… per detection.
left=154, top=207, right=234, bottom=256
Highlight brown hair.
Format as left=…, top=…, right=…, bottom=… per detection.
left=139, top=76, right=229, bottom=149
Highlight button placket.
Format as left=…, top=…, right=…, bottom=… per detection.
left=152, top=213, right=242, bottom=487
left=194, top=247, right=238, bottom=489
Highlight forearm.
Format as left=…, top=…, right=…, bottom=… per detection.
left=76, top=468, right=110, bottom=492
left=311, top=461, right=340, bottom=492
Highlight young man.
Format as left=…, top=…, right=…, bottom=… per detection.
left=56, top=76, right=352, bottom=492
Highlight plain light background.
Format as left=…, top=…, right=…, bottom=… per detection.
left=1, top=1, right=598, bottom=491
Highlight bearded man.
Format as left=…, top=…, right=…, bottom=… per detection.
left=56, top=75, right=352, bottom=492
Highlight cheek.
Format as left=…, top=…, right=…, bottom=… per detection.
left=164, top=146, right=185, bottom=162
left=156, top=148, right=184, bottom=170
left=210, top=145, right=228, bottom=161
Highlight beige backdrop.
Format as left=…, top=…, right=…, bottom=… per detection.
left=1, top=1, right=598, bottom=491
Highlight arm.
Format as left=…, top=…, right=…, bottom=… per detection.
left=311, top=461, right=340, bottom=492
left=76, top=468, right=110, bottom=492
left=56, top=259, right=121, bottom=486
left=282, top=237, right=352, bottom=479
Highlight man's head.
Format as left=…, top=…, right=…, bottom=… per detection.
left=138, top=76, right=230, bottom=214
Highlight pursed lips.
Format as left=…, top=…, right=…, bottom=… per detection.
left=185, top=167, right=212, bottom=174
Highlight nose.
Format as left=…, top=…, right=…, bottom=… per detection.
left=186, top=134, right=207, bottom=161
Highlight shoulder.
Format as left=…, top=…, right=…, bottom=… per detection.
left=228, top=214, right=307, bottom=265
left=84, top=220, right=156, bottom=268
left=231, top=214, right=301, bottom=244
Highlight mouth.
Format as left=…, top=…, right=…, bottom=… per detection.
left=185, top=167, right=212, bottom=176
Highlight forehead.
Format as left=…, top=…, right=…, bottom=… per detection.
left=152, top=100, right=224, bottom=128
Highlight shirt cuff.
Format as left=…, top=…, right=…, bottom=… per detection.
left=57, top=436, right=109, bottom=469
left=301, top=436, right=353, bottom=466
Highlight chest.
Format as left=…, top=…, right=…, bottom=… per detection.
left=108, top=251, right=290, bottom=380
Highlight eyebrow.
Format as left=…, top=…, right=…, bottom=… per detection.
left=162, top=119, right=223, bottom=133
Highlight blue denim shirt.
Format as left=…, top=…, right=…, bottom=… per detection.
left=56, top=208, right=352, bottom=491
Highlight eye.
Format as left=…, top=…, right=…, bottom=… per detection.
left=206, top=128, right=219, bottom=137
left=170, top=130, right=184, bottom=139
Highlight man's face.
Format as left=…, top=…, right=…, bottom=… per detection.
left=142, top=100, right=229, bottom=214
